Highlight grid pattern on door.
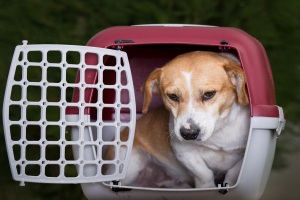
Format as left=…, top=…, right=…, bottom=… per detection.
left=3, top=41, right=136, bottom=184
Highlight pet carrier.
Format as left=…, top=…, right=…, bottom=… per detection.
left=3, top=24, right=285, bottom=200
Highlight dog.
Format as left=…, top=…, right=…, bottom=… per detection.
left=104, top=51, right=250, bottom=188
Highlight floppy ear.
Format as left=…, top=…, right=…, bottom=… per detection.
left=224, top=63, right=249, bottom=105
left=141, top=68, right=162, bottom=114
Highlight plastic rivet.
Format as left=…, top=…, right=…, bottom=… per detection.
left=220, top=40, right=229, bottom=45
left=22, top=40, right=28, bottom=45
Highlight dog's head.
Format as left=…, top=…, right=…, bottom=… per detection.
left=141, top=51, right=249, bottom=142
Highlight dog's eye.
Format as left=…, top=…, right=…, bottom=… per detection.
left=203, top=91, right=216, bottom=100
left=167, top=93, right=179, bottom=102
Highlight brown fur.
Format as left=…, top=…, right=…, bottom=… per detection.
left=142, top=51, right=248, bottom=118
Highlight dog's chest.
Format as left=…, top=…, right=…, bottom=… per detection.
left=199, top=146, right=244, bottom=173
left=172, top=141, right=244, bottom=174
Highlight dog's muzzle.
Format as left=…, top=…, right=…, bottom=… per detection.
left=180, top=124, right=200, bottom=141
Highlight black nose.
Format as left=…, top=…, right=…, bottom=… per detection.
left=180, top=125, right=200, bottom=140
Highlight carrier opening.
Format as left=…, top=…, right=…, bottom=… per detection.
left=97, top=44, right=241, bottom=121
left=94, top=44, right=249, bottom=191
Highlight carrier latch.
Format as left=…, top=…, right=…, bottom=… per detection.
left=110, top=180, right=132, bottom=192
left=276, top=106, right=286, bottom=137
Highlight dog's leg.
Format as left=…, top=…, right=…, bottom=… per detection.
left=191, top=159, right=216, bottom=188
left=119, top=147, right=149, bottom=186
left=175, top=151, right=216, bottom=188
left=224, top=158, right=243, bottom=186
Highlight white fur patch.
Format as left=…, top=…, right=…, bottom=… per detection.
left=181, top=71, right=193, bottom=110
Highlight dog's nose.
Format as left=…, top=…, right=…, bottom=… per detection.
left=180, top=125, right=200, bottom=140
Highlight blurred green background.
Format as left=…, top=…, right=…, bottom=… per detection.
left=0, top=0, right=299, bottom=199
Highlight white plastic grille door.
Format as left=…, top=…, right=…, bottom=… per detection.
left=3, top=41, right=136, bottom=184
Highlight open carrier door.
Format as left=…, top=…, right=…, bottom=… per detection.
left=3, top=41, right=136, bottom=185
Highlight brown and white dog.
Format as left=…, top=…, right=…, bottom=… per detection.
left=105, top=51, right=250, bottom=188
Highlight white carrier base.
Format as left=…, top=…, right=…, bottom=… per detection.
left=79, top=115, right=282, bottom=200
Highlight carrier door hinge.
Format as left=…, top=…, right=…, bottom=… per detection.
left=220, top=40, right=230, bottom=52
left=110, top=180, right=132, bottom=192
left=218, top=183, right=229, bottom=195
left=113, top=39, right=135, bottom=50
left=276, top=106, right=286, bottom=137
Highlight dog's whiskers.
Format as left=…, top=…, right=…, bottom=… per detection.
left=167, top=130, right=177, bottom=140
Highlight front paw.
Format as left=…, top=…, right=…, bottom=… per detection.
left=194, top=178, right=216, bottom=188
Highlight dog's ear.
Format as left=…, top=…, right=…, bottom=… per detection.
left=224, top=63, right=249, bottom=105
left=141, top=68, right=162, bottom=114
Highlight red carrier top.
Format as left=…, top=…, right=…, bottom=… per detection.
left=66, top=25, right=279, bottom=118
